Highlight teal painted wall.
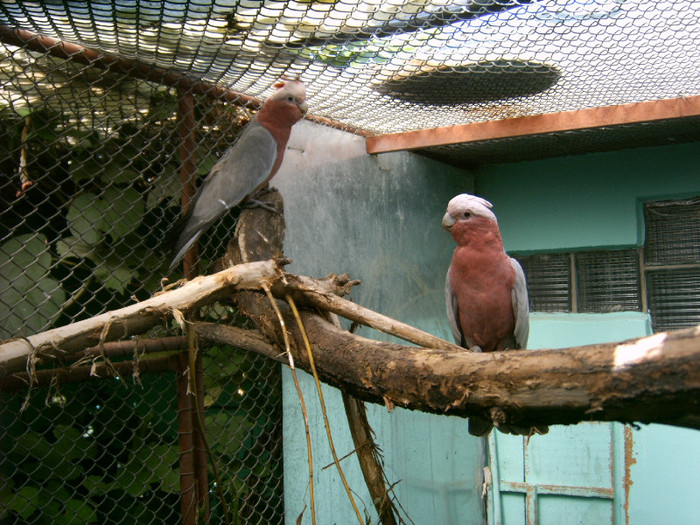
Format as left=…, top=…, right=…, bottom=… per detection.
left=528, top=312, right=652, bottom=348
left=275, top=121, right=482, bottom=524
left=476, top=143, right=700, bottom=253
left=475, top=142, right=700, bottom=525
left=275, top=120, right=700, bottom=525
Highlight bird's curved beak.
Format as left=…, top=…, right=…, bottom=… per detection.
left=442, top=212, right=455, bottom=230
left=299, top=100, right=308, bottom=115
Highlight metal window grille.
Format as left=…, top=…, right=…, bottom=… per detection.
left=644, top=198, right=700, bottom=265
left=515, top=249, right=641, bottom=314
left=515, top=198, right=700, bottom=330
left=515, top=253, right=571, bottom=312
left=645, top=268, right=700, bottom=332
left=643, top=197, right=700, bottom=332
left=575, top=250, right=641, bottom=313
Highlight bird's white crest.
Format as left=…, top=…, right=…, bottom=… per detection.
left=446, top=193, right=497, bottom=222
left=270, top=79, right=306, bottom=105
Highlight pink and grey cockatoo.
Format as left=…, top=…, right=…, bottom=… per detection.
left=443, top=193, right=541, bottom=437
left=171, top=79, right=308, bottom=267
left=443, top=193, right=529, bottom=353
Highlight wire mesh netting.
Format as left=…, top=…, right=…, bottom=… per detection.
left=1, top=1, right=700, bottom=523
left=1, top=350, right=284, bottom=523
left=0, top=40, right=258, bottom=338
left=0, top=33, right=284, bottom=524
left=1, top=0, right=700, bottom=136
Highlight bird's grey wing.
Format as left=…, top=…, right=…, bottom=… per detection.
left=171, top=123, right=277, bottom=266
left=188, top=122, right=277, bottom=228
left=445, top=269, right=464, bottom=346
left=510, top=257, right=530, bottom=349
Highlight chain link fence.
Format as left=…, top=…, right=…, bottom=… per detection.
left=0, top=35, right=284, bottom=524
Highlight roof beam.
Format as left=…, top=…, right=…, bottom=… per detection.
left=0, top=24, right=260, bottom=106
left=0, top=24, right=369, bottom=135
left=366, top=95, right=700, bottom=154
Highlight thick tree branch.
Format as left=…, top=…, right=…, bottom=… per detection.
left=197, top=318, right=700, bottom=431
left=0, top=260, right=281, bottom=377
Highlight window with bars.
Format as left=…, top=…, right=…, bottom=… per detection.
left=513, top=196, right=700, bottom=332
left=643, top=197, right=700, bottom=331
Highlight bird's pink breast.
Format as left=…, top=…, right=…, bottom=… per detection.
left=450, top=245, right=516, bottom=352
left=255, top=100, right=303, bottom=185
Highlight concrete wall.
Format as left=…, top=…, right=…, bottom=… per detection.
left=476, top=143, right=700, bottom=253
left=274, top=120, right=484, bottom=524
left=274, top=118, right=700, bottom=525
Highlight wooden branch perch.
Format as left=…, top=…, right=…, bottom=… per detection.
left=221, top=190, right=700, bottom=433
left=2, top=189, right=700, bottom=433
left=198, top=317, right=700, bottom=431
left=0, top=260, right=281, bottom=377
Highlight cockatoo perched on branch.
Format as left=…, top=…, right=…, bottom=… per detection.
left=171, top=79, right=308, bottom=268
left=444, top=193, right=545, bottom=437
left=443, top=193, right=529, bottom=353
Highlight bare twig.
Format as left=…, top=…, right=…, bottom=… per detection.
left=277, top=274, right=462, bottom=353
left=2, top=354, right=179, bottom=391
left=287, top=293, right=365, bottom=525
left=262, top=283, right=316, bottom=525
left=16, top=115, right=33, bottom=196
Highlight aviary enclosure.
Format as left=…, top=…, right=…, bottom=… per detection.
left=1, top=1, right=699, bottom=524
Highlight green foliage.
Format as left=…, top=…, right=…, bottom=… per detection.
left=0, top=87, right=282, bottom=523
left=57, top=187, right=151, bottom=293
left=0, top=349, right=284, bottom=524
left=0, top=375, right=180, bottom=523
left=201, top=345, right=284, bottom=523
left=294, top=39, right=410, bottom=68
left=0, top=93, right=253, bottom=338
left=0, top=233, right=66, bottom=339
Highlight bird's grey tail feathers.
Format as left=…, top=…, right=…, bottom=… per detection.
left=169, top=222, right=202, bottom=270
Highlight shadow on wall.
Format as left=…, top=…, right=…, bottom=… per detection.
left=275, top=120, right=472, bottom=334
left=274, top=119, right=487, bottom=525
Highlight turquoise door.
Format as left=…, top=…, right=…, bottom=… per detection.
left=488, top=423, right=626, bottom=525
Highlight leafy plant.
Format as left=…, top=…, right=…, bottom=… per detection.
left=0, top=375, right=179, bottom=524
left=0, top=233, right=66, bottom=339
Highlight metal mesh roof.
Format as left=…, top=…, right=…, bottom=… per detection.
left=1, top=0, right=700, bottom=153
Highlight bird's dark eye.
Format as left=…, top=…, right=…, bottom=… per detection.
left=287, top=96, right=295, bottom=102
left=463, top=211, right=471, bottom=218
